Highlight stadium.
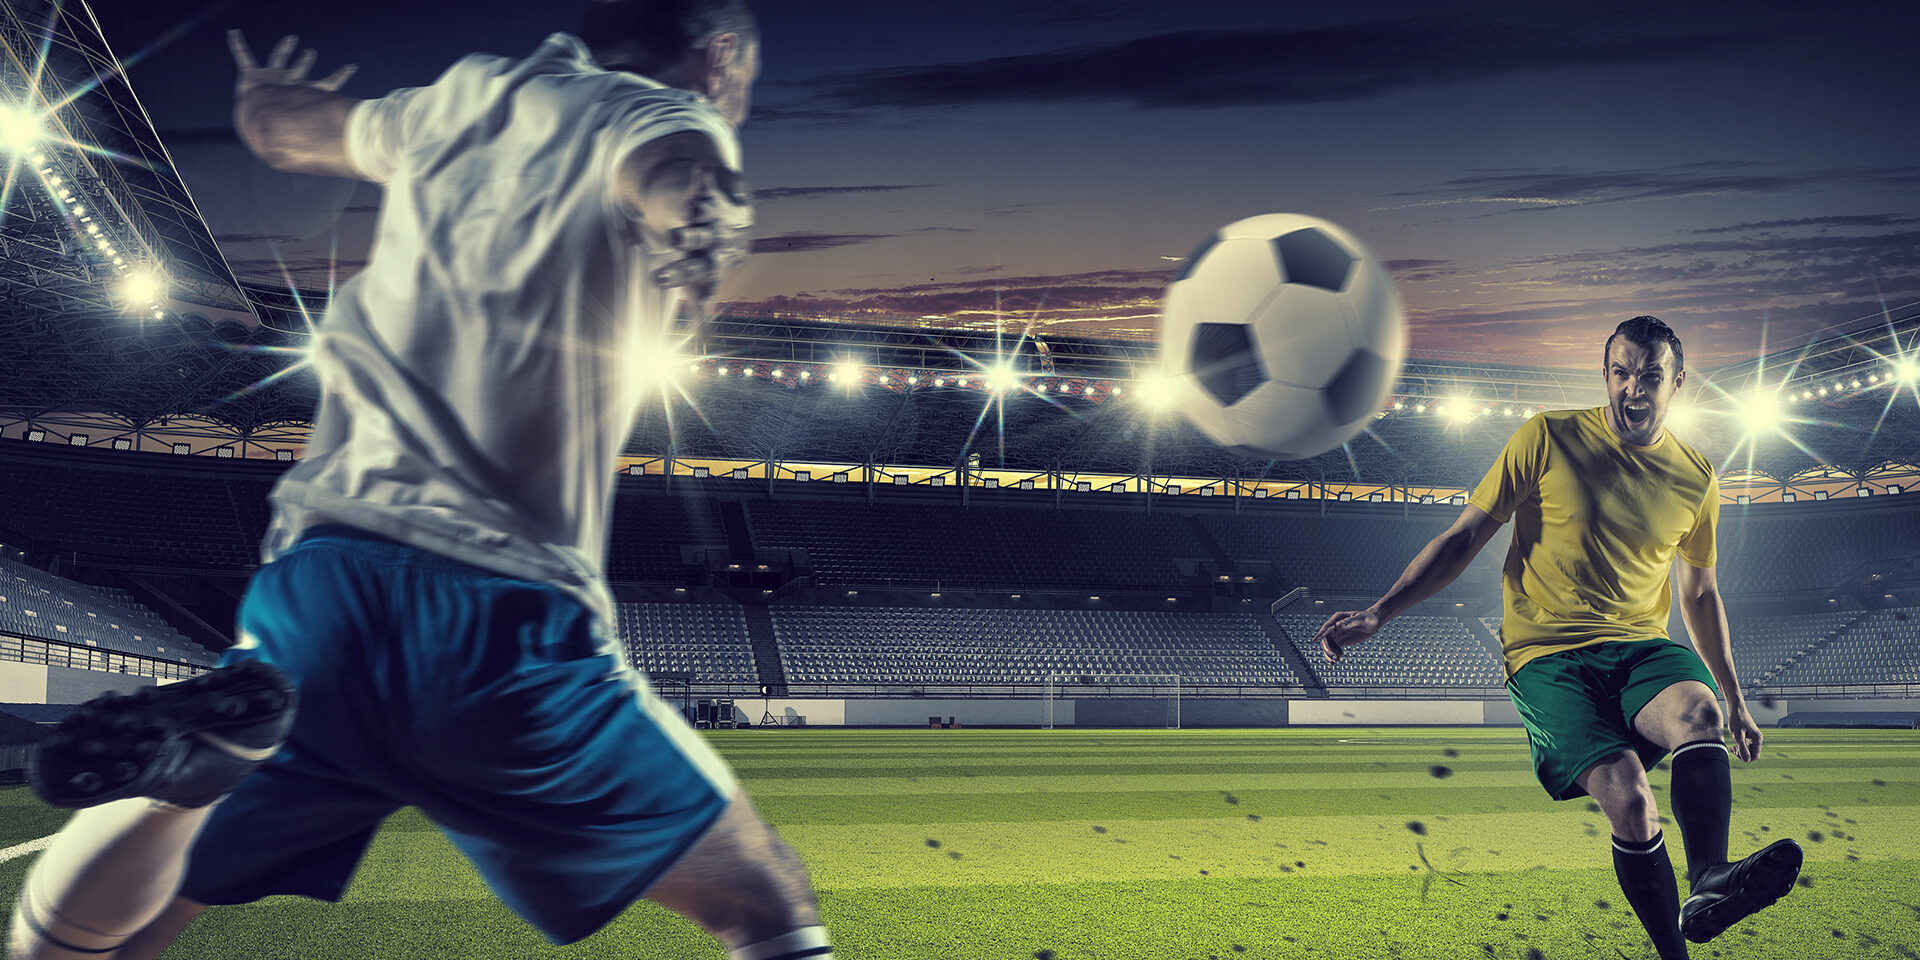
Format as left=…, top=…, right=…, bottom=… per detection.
left=3, top=0, right=1918, bottom=958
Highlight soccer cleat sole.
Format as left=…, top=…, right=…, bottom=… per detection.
left=29, top=659, right=296, bottom=809
left=1680, top=838, right=1803, bottom=943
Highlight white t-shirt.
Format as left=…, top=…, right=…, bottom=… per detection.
left=263, top=33, right=740, bottom=626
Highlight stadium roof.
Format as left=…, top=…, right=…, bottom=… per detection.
left=6, top=0, right=1920, bottom=484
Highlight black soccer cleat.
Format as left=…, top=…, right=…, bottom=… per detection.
left=1679, top=838, right=1803, bottom=943
left=29, top=659, right=297, bottom=810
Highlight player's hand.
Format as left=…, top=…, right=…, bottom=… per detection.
left=228, top=31, right=357, bottom=100
left=650, top=167, right=753, bottom=330
left=1313, top=608, right=1381, bottom=663
left=1727, top=704, right=1763, bottom=762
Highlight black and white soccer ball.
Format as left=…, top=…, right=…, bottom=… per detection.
left=1159, top=213, right=1406, bottom=460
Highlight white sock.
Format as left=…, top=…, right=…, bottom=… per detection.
left=731, top=925, right=833, bottom=960
left=9, top=799, right=210, bottom=958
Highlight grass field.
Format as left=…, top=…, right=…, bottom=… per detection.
left=3, top=726, right=1917, bottom=959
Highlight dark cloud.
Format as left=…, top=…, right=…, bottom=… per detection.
left=156, top=127, right=242, bottom=147
left=339, top=204, right=382, bottom=214
left=914, top=226, right=975, bottom=234
left=732, top=267, right=1168, bottom=325
left=1387, top=259, right=1470, bottom=283
left=1684, top=214, right=1920, bottom=234
left=755, top=184, right=938, bottom=201
left=984, top=203, right=1043, bottom=218
left=226, top=257, right=368, bottom=276
left=1379, top=162, right=1920, bottom=212
left=213, top=233, right=305, bottom=244
left=771, top=8, right=1772, bottom=115
left=750, top=232, right=898, bottom=254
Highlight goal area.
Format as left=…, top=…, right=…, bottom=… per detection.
left=1041, top=673, right=1181, bottom=729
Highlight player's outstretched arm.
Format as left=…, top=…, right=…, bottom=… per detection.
left=1676, top=560, right=1761, bottom=761
left=1315, top=504, right=1504, bottom=663
left=229, top=31, right=362, bottom=178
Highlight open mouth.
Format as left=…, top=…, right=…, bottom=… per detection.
left=1623, top=400, right=1652, bottom=428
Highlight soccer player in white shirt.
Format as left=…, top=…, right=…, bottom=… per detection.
left=10, top=4, right=832, bottom=960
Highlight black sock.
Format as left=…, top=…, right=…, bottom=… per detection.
left=1669, top=739, right=1732, bottom=884
left=1613, top=831, right=1688, bottom=960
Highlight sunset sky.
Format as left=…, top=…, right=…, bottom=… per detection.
left=85, top=0, right=1920, bottom=369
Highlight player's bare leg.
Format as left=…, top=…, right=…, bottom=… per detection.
left=1578, top=751, right=1689, bottom=960
left=8, top=662, right=293, bottom=960
left=645, top=790, right=831, bottom=960
left=8, top=804, right=208, bottom=960
left=1634, top=680, right=1800, bottom=942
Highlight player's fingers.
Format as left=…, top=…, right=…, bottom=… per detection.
left=314, top=64, right=358, bottom=92
left=227, top=29, right=257, bottom=70
left=266, top=35, right=298, bottom=71
left=288, top=47, right=318, bottom=81
left=652, top=256, right=714, bottom=289
left=669, top=224, right=717, bottom=251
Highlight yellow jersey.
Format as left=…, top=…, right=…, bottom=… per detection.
left=1468, top=407, right=1719, bottom=677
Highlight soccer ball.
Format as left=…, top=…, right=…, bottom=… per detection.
left=1159, top=213, right=1406, bottom=460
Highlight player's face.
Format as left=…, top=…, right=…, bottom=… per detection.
left=1602, top=339, right=1684, bottom=445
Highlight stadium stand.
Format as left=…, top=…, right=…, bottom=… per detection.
left=772, top=606, right=1295, bottom=686
left=0, top=455, right=269, bottom=569
left=0, top=557, right=213, bottom=665
left=748, top=498, right=1200, bottom=590
left=1204, top=513, right=1494, bottom=601
left=605, top=491, right=728, bottom=583
left=1715, top=508, right=1920, bottom=597
left=614, top=602, right=757, bottom=683
left=1276, top=613, right=1504, bottom=687
left=4, top=440, right=1920, bottom=698
left=1763, top=606, right=1920, bottom=687
left=1732, top=610, right=1862, bottom=685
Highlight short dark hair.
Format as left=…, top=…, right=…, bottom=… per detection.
left=1604, top=315, right=1684, bottom=373
left=580, top=0, right=757, bottom=77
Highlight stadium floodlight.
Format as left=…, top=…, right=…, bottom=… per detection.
left=631, top=340, right=685, bottom=389
left=1133, top=369, right=1176, bottom=411
left=831, top=358, right=860, bottom=384
left=0, top=103, right=44, bottom=155
left=116, top=263, right=167, bottom=314
left=908, top=375, right=919, bottom=385
left=934, top=377, right=946, bottom=387
left=1896, top=358, right=1920, bottom=385
left=985, top=362, right=1019, bottom=394
left=1737, top=389, right=1783, bottom=436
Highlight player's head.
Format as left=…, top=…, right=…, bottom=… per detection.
left=580, top=0, right=759, bottom=126
left=1601, top=315, right=1686, bottom=445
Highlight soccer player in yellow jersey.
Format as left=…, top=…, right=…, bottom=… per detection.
left=1313, top=316, right=1800, bottom=960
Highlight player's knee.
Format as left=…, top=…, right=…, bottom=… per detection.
left=1683, top=697, right=1724, bottom=738
left=1610, top=790, right=1660, bottom=841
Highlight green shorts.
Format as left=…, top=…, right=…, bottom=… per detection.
left=1506, top=638, right=1719, bottom=801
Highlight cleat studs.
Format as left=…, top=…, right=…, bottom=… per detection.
left=110, top=715, right=140, bottom=733
left=69, top=771, right=103, bottom=792
left=134, top=739, right=160, bottom=757
left=77, top=740, right=107, bottom=758
left=213, top=697, right=246, bottom=718
left=109, top=762, right=139, bottom=782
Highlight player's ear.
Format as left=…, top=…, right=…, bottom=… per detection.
left=702, top=33, right=740, bottom=98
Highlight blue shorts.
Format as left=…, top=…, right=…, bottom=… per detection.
left=180, top=526, right=736, bottom=945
